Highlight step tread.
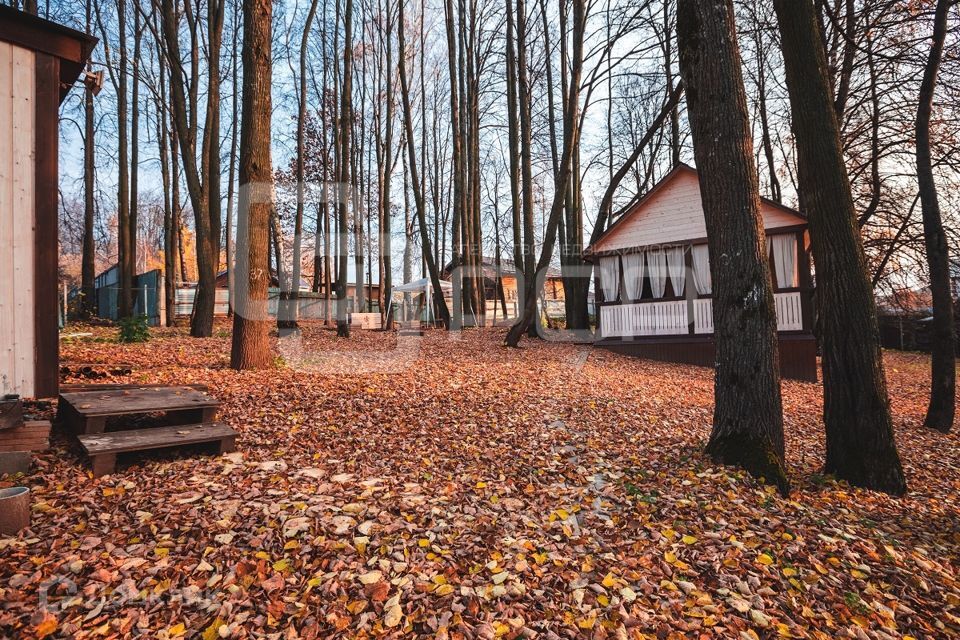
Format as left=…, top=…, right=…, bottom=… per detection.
left=60, top=386, right=219, bottom=417
left=78, top=422, right=236, bottom=455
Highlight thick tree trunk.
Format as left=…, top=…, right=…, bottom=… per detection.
left=774, top=0, right=905, bottom=495
left=916, top=0, right=955, bottom=433
left=677, top=0, right=789, bottom=495
left=231, top=0, right=273, bottom=370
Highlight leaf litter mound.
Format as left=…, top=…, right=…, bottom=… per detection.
left=2, top=324, right=958, bottom=639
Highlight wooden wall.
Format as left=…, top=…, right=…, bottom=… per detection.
left=0, top=42, right=36, bottom=397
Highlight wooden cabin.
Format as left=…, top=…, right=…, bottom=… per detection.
left=585, top=164, right=817, bottom=382
left=0, top=8, right=96, bottom=398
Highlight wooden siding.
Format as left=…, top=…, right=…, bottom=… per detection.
left=592, top=169, right=806, bottom=253
left=0, top=42, right=35, bottom=397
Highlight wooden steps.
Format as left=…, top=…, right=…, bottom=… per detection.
left=78, top=423, right=236, bottom=477
left=58, top=384, right=238, bottom=476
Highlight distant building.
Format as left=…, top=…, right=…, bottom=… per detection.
left=584, top=164, right=817, bottom=382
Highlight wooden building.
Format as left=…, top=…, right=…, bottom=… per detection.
left=585, top=164, right=817, bottom=382
left=0, top=8, right=96, bottom=398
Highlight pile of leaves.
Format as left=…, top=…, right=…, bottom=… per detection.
left=1, top=323, right=957, bottom=639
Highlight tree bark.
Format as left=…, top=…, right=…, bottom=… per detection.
left=915, top=0, right=955, bottom=433
left=231, top=0, right=273, bottom=370
left=336, top=0, right=354, bottom=338
left=80, top=0, right=96, bottom=319
left=774, top=0, right=905, bottom=494
left=677, top=0, right=789, bottom=495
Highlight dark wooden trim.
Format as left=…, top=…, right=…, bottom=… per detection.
left=33, top=54, right=59, bottom=399
left=0, top=6, right=98, bottom=104
left=595, top=332, right=818, bottom=382
left=586, top=226, right=809, bottom=261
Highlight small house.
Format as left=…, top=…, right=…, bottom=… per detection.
left=0, top=8, right=96, bottom=398
left=585, top=164, right=817, bottom=382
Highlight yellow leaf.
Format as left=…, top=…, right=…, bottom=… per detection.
left=782, top=567, right=798, bottom=577
left=418, top=538, right=430, bottom=547
left=201, top=618, right=226, bottom=640
left=434, top=584, right=454, bottom=596
left=155, top=547, right=170, bottom=558
left=757, top=553, right=774, bottom=566
left=168, top=623, right=186, bottom=637
left=601, top=572, right=618, bottom=588
left=346, top=600, right=367, bottom=614
left=273, top=558, right=291, bottom=572
left=776, top=623, right=793, bottom=637
left=35, top=616, right=58, bottom=639
left=682, top=535, right=697, bottom=545
left=664, top=551, right=677, bottom=564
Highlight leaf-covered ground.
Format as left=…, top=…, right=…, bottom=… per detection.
left=2, top=324, right=958, bottom=639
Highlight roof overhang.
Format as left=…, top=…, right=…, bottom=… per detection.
left=0, top=6, right=98, bottom=104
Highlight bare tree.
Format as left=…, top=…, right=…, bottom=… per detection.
left=774, top=0, right=905, bottom=495
left=915, top=0, right=955, bottom=433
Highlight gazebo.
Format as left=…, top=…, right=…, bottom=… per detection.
left=390, top=278, right=453, bottom=325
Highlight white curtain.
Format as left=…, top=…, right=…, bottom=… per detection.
left=666, top=246, right=685, bottom=296
left=599, top=256, right=620, bottom=301
left=691, top=244, right=711, bottom=295
left=646, top=248, right=667, bottom=298
left=621, top=253, right=645, bottom=301
left=771, top=234, right=798, bottom=288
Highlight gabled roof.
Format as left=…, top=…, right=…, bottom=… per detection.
left=585, top=163, right=805, bottom=257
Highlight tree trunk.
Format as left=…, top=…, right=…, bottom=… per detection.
left=398, top=0, right=451, bottom=327
left=774, top=0, right=905, bottom=495
left=80, top=0, right=96, bottom=319
left=231, top=0, right=273, bottom=370
left=678, top=0, right=788, bottom=496
left=117, top=0, right=132, bottom=318
left=915, top=0, right=955, bottom=433
left=505, top=0, right=586, bottom=346
left=336, top=0, right=354, bottom=338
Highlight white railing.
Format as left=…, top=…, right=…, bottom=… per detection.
left=693, top=299, right=714, bottom=334
left=774, top=291, right=804, bottom=331
left=690, top=291, right=804, bottom=334
left=600, top=300, right=689, bottom=338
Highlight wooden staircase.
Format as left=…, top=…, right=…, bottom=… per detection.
left=57, top=385, right=237, bottom=477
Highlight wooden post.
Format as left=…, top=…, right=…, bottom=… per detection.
left=797, top=229, right=814, bottom=332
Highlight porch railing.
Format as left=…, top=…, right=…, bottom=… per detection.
left=600, top=300, right=689, bottom=337
left=602, top=291, right=804, bottom=338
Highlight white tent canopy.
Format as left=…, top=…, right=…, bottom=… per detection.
left=389, top=278, right=453, bottom=324
left=391, top=277, right=453, bottom=295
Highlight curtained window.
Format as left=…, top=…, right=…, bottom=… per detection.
left=621, top=253, right=645, bottom=301
left=599, top=256, right=620, bottom=301
left=646, top=248, right=667, bottom=298
left=770, top=234, right=798, bottom=289
left=691, top=244, right=711, bottom=295
left=667, top=246, right=686, bottom=297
